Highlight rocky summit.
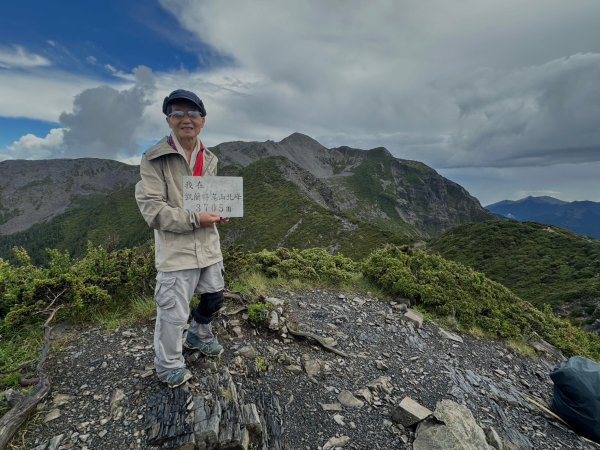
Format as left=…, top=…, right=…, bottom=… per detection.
left=14, top=289, right=597, bottom=450
left=213, top=132, right=492, bottom=237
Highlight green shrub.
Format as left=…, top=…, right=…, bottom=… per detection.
left=429, top=221, right=600, bottom=319
left=249, top=247, right=358, bottom=284
left=0, top=242, right=155, bottom=328
left=362, top=244, right=600, bottom=360
left=247, top=303, right=272, bottom=325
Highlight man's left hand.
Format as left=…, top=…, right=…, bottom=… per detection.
left=198, top=212, right=224, bottom=227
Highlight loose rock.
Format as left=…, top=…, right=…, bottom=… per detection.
left=403, top=309, right=424, bottom=328
left=337, top=390, right=364, bottom=408
left=391, top=397, right=432, bottom=427
left=322, top=435, right=351, bottom=449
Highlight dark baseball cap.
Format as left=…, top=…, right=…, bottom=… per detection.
left=162, top=89, right=206, bottom=116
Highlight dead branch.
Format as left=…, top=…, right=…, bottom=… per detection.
left=224, top=291, right=246, bottom=303
left=0, top=307, right=61, bottom=450
left=286, top=326, right=349, bottom=358
left=222, top=306, right=248, bottom=316
left=18, top=377, right=39, bottom=387
left=44, top=286, right=68, bottom=312
left=527, top=397, right=600, bottom=448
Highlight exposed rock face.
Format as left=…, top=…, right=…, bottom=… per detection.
left=388, top=159, right=491, bottom=236
left=213, top=132, right=493, bottom=237
left=413, top=400, right=494, bottom=450
left=0, top=158, right=139, bottom=235
left=215, top=132, right=333, bottom=178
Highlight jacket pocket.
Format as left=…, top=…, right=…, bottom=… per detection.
left=154, top=273, right=177, bottom=309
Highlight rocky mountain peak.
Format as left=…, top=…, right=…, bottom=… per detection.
left=367, top=146, right=393, bottom=157
left=279, top=132, right=327, bottom=151
left=214, top=132, right=334, bottom=178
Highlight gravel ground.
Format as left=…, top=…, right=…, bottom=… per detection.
left=11, top=288, right=599, bottom=450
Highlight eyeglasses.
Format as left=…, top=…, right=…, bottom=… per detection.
left=168, top=110, right=203, bottom=119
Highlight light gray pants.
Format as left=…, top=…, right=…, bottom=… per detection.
left=153, top=261, right=224, bottom=380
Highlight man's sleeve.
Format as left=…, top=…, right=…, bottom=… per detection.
left=135, top=156, right=201, bottom=232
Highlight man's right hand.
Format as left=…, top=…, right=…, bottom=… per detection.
left=198, top=212, right=225, bottom=227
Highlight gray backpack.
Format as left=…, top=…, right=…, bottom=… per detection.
left=550, top=356, right=600, bottom=442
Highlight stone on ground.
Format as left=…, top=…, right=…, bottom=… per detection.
left=391, top=396, right=432, bottom=427
left=413, top=399, right=494, bottom=450
left=403, top=309, right=424, bottom=328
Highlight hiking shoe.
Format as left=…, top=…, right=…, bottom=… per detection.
left=164, top=367, right=192, bottom=388
left=184, top=331, right=224, bottom=356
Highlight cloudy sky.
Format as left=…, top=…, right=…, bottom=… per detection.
left=1, top=0, right=599, bottom=205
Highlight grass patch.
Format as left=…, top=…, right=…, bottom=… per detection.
left=71, top=295, right=156, bottom=332
left=255, top=355, right=268, bottom=373
left=247, top=303, right=273, bottom=326
left=466, top=326, right=489, bottom=339
left=229, top=271, right=272, bottom=298
left=339, top=273, right=387, bottom=300
left=229, top=265, right=348, bottom=301
left=507, top=339, right=538, bottom=359
left=0, top=325, right=43, bottom=390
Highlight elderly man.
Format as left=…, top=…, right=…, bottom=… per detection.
left=135, top=89, right=228, bottom=388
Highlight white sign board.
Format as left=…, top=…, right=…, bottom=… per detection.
left=183, top=176, right=244, bottom=217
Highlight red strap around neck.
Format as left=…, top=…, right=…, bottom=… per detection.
left=193, top=145, right=204, bottom=176
left=167, top=136, right=205, bottom=176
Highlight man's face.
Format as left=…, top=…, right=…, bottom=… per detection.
left=166, top=101, right=205, bottom=143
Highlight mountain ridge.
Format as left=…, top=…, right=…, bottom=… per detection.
left=0, top=133, right=493, bottom=262
left=0, top=158, right=139, bottom=235
left=486, top=196, right=600, bottom=238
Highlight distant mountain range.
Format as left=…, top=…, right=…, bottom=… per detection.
left=486, top=196, right=600, bottom=239
left=0, top=132, right=493, bottom=263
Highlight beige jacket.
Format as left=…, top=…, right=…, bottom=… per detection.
left=135, top=137, right=223, bottom=272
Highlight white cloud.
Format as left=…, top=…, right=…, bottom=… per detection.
left=119, top=154, right=142, bottom=166
left=1, top=66, right=156, bottom=160
left=0, top=45, right=51, bottom=69
left=0, top=70, right=105, bottom=122
left=444, top=53, right=600, bottom=168
left=515, top=189, right=562, bottom=199
left=1, top=128, right=65, bottom=160
left=3, top=1, right=600, bottom=204
left=60, top=69, right=155, bottom=158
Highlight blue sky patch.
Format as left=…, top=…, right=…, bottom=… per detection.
left=0, top=117, right=59, bottom=148
left=0, top=0, right=230, bottom=78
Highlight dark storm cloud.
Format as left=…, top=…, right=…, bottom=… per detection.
left=444, top=53, right=600, bottom=168
left=59, top=66, right=156, bottom=158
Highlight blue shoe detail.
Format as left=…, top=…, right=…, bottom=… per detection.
left=184, top=331, right=224, bottom=356
left=164, top=367, right=192, bottom=388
